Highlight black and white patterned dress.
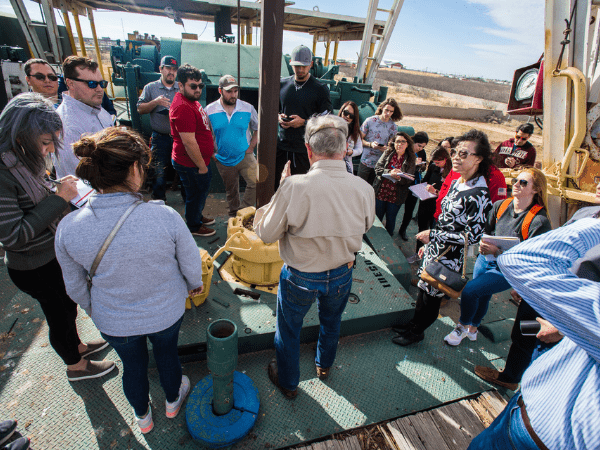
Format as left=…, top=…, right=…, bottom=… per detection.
left=417, top=175, right=492, bottom=297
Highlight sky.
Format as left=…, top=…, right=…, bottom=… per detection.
left=0, top=0, right=544, bottom=81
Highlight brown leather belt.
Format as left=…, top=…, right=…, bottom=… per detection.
left=517, top=397, right=549, bottom=450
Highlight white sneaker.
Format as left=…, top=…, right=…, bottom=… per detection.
left=134, top=403, right=153, bottom=434
left=166, top=375, right=190, bottom=418
left=444, top=324, right=477, bottom=346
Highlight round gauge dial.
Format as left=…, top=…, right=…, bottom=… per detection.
left=515, top=68, right=539, bottom=101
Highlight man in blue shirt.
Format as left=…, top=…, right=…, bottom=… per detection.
left=206, top=75, right=258, bottom=217
left=468, top=188, right=600, bottom=449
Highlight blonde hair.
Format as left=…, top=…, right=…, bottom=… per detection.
left=519, top=167, right=548, bottom=209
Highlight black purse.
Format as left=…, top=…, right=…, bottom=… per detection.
left=420, top=232, right=470, bottom=299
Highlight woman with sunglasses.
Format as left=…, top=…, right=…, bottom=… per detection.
left=444, top=168, right=551, bottom=348
left=55, top=128, right=204, bottom=434
left=0, top=93, right=115, bottom=381
left=392, top=130, right=494, bottom=346
left=372, top=132, right=416, bottom=235
left=338, top=101, right=364, bottom=173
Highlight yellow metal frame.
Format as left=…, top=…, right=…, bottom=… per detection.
left=72, top=8, right=86, bottom=56
left=87, top=8, right=105, bottom=80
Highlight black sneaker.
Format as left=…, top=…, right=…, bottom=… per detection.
left=201, top=216, right=215, bottom=226
left=3, top=436, right=30, bottom=450
left=67, top=359, right=116, bottom=381
left=0, top=420, right=17, bottom=446
left=191, top=225, right=216, bottom=237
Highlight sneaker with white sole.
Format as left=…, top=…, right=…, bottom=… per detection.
left=444, top=324, right=477, bottom=346
left=66, top=359, right=116, bottom=381
left=166, top=375, right=190, bottom=418
left=134, top=403, right=153, bottom=434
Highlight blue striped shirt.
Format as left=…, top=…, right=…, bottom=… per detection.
left=498, top=217, right=600, bottom=450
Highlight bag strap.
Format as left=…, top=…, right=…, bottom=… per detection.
left=87, top=200, right=142, bottom=290
left=496, top=197, right=514, bottom=222
left=522, top=204, right=543, bottom=240
left=433, top=231, right=470, bottom=279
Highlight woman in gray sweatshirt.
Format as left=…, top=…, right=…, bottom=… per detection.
left=54, top=128, right=203, bottom=434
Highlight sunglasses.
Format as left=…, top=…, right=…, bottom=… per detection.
left=68, top=77, right=108, bottom=89
left=31, top=73, right=58, bottom=82
left=450, top=149, right=477, bottom=159
left=189, top=82, right=205, bottom=90
left=341, top=110, right=355, bottom=120
left=515, top=134, right=528, bottom=140
left=512, top=178, right=529, bottom=187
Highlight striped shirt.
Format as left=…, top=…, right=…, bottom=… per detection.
left=498, top=217, right=600, bottom=450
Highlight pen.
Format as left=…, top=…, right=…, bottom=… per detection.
left=45, top=176, right=62, bottom=185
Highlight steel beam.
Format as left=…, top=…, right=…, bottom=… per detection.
left=87, top=8, right=105, bottom=78
left=72, top=8, right=87, bottom=56
left=355, top=0, right=378, bottom=82
left=40, top=0, right=63, bottom=63
left=256, top=0, right=284, bottom=208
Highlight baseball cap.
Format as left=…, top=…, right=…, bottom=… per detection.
left=160, top=55, right=178, bottom=67
left=290, top=45, right=312, bottom=66
left=219, top=74, right=239, bottom=91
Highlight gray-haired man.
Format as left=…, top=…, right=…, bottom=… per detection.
left=254, top=114, right=375, bottom=399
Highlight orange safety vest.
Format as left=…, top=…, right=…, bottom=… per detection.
left=496, top=197, right=543, bottom=240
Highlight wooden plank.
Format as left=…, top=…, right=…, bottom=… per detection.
left=392, top=418, right=428, bottom=450
left=478, top=392, right=504, bottom=418
left=407, top=413, right=451, bottom=450
left=343, top=435, right=362, bottom=450
left=378, top=424, right=399, bottom=450
left=387, top=421, right=416, bottom=450
left=468, top=398, right=495, bottom=427
left=445, top=401, right=486, bottom=436
left=481, top=391, right=508, bottom=417
left=427, top=408, right=472, bottom=450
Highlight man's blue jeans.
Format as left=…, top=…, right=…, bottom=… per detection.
left=468, top=391, right=541, bottom=450
left=375, top=199, right=401, bottom=236
left=459, top=254, right=512, bottom=327
left=150, top=132, right=173, bottom=200
left=275, top=263, right=353, bottom=391
left=172, top=160, right=212, bottom=230
left=101, top=315, right=184, bottom=417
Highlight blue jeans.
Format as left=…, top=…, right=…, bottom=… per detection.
left=101, top=315, right=184, bottom=417
left=172, top=160, right=212, bottom=230
left=375, top=199, right=401, bottom=236
left=150, top=132, right=173, bottom=200
left=275, top=263, right=353, bottom=391
left=459, top=254, right=512, bottom=327
left=468, top=392, right=540, bottom=450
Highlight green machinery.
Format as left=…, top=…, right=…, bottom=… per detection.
left=110, top=37, right=393, bottom=136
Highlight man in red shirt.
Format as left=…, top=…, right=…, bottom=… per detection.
left=170, top=64, right=216, bottom=236
left=493, top=123, right=536, bottom=169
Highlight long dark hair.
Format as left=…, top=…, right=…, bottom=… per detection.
left=0, top=92, right=62, bottom=175
left=338, top=100, right=361, bottom=143
left=430, top=146, right=451, bottom=178
left=74, top=127, right=151, bottom=193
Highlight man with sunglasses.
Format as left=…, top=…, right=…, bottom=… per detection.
left=493, top=123, right=536, bottom=169
left=53, top=56, right=114, bottom=179
left=254, top=115, right=374, bottom=399
left=137, top=56, right=180, bottom=201
left=24, top=58, right=59, bottom=104
left=169, top=64, right=216, bottom=237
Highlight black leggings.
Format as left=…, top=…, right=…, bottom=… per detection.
left=399, top=192, right=418, bottom=233
left=416, top=198, right=437, bottom=251
left=410, top=289, right=443, bottom=334
left=8, top=259, right=82, bottom=365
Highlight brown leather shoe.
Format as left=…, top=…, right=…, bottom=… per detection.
left=316, top=366, right=330, bottom=380
left=474, top=365, right=518, bottom=390
left=267, top=359, right=297, bottom=399
left=410, top=278, right=419, bottom=287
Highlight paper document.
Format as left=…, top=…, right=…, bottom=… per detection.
left=70, top=179, right=96, bottom=208
left=409, top=182, right=437, bottom=200
left=481, top=234, right=520, bottom=261
left=383, top=172, right=414, bottom=182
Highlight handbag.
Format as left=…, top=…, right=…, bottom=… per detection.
left=87, top=200, right=142, bottom=291
left=420, top=232, right=470, bottom=299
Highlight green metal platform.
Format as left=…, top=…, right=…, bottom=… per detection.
left=0, top=191, right=516, bottom=449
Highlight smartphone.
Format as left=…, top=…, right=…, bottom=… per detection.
left=281, top=116, right=293, bottom=122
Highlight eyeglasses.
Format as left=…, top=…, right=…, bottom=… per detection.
left=341, top=110, right=355, bottom=120
left=31, top=73, right=58, bottom=82
left=188, top=82, right=205, bottom=90
left=515, top=134, right=528, bottom=140
left=395, top=140, right=407, bottom=145
left=68, top=77, right=108, bottom=89
left=512, top=178, right=529, bottom=187
left=450, top=149, right=477, bottom=159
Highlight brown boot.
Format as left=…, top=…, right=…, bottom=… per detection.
left=316, top=366, right=330, bottom=380
left=267, top=359, right=297, bottom=399
left=474, top=365, right=518, bottom=390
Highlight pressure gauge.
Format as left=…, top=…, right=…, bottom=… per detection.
left=515, top=68, right=539, bottom=101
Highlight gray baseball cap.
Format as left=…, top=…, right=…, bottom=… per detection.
left=290, top=45, right=312, bottom=66
left=219, top=74, right=239, bottom=91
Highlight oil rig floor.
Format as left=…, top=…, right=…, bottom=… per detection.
left=0, top=191, right=516, bottom=449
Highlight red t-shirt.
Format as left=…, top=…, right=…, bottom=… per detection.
left=169, top=92, right=214, bottom=168
left=434, top=165, right=507, bottom=219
